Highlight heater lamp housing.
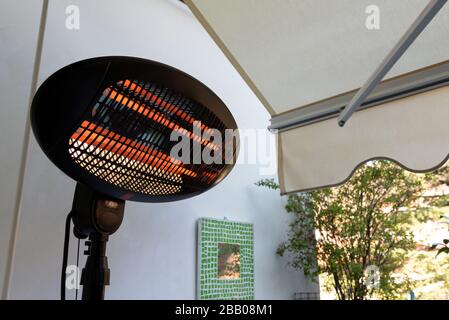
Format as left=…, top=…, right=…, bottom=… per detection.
left=31, top=56, right=239, bottom=202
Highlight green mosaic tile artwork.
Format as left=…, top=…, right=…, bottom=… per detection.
left=197, top=218, right=254, bottom=300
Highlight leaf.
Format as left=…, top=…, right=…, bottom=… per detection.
left=443, top=239, right=449, bottom=245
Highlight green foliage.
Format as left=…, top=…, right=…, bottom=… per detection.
left=258, top=160, right=427, bottom=300
left=401, top=206, right=449, bottom=300
left=428, top=165, right=449, bottom=258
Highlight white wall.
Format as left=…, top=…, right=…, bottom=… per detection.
left=2, top=0, right=318, bottom=299
left=0, top=0, right=43, bottom=298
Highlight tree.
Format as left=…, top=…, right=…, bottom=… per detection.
left=257, top=160, right=426, bottom=300
left=427, top=165, right=449, bottom=258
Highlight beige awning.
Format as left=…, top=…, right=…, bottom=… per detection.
left=186, top=0, right=449, bottom=193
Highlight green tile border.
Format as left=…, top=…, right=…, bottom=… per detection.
left=197, top=218, right=254, bottom=300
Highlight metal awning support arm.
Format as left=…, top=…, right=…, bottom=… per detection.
left=337, top=0, right=447, bottom=127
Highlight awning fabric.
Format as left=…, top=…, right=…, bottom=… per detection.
left=186, top=0, right=449, bottom=193
left=278, top=86, right=449, bottom=193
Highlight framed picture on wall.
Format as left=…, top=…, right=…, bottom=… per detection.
left=197, top=218, right=254, bottom=300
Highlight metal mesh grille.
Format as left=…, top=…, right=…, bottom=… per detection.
left=68, top=79, right=231, bottom=196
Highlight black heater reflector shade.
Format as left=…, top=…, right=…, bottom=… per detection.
left=31, top=57, right=239, bottom=202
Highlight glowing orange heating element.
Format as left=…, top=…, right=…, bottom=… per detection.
left=120, top=80, right=214, bottom=133
left=70, top=121, right=199, bottom=178
left=104, top=85, right=219, bottom=151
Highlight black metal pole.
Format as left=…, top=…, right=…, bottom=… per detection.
left=80, top=232, right=110, bottom=300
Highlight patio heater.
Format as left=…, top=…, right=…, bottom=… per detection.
left=30, top=56, right=238, bottom=300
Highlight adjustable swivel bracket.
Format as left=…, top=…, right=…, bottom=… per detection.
left=71, top=183, right=125, bottom=300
